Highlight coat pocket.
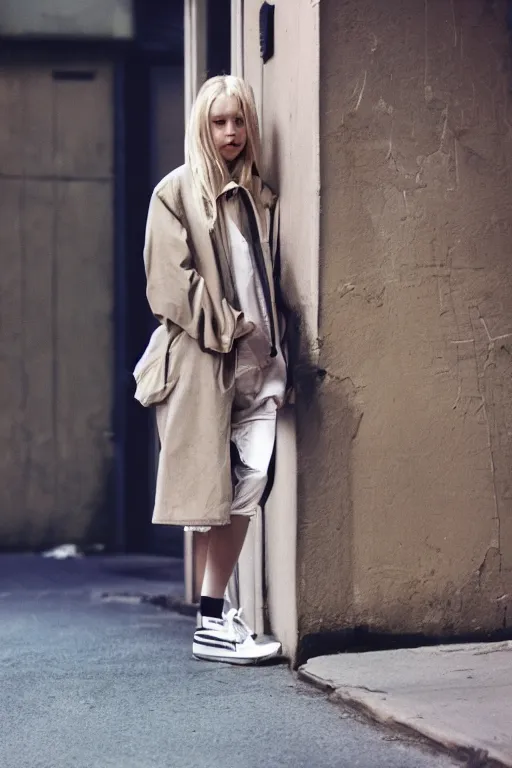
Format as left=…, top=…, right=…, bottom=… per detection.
left=133, top=325, right=184, bottom=407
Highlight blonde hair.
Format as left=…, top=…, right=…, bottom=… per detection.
left=186, top=75, right=262, bottom=228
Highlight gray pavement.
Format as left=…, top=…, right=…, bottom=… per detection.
left=0, top=556, right=463, bottom=768
left=0, top=553, right=184, bottom=598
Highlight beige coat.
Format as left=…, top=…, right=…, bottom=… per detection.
left=134, top=165, right=283, bottom=527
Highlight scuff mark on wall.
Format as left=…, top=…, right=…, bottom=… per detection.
left=353, top=70, right=367, bottom=112
left=424, top=0, right=429, bottom=87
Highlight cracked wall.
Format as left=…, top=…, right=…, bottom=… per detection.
left=299, top=0, right=512, bottom=638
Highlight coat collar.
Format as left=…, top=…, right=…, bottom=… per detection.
left=216, top=175, right=273, bottom=208
left=217, top=180, right=241, bottom=200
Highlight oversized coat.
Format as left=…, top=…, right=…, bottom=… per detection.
left=134, top=164, right=285, bottom=527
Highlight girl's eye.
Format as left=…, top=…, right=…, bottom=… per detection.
left=214, top=119, right=225, bottom=126
left=235, top=118, right=244, bottom=127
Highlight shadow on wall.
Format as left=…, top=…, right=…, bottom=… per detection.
left=294, top=370, right=361, bottom=666
left=267, top=123, right=358, bottom=665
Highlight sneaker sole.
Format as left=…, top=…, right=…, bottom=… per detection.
left=192, top=643, right=281, bottom=666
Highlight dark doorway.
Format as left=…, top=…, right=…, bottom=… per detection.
left=207, top=0, right=231, bottom=77
left=118, top=2, right=185, bottom=558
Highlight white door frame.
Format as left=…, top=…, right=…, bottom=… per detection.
left=230, top=0, right=244, bottom=77
left=183, top=0, right=249, bottom=608
left=183, top=0, right=276, bottom=640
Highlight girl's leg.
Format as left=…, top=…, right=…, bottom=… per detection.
left=193, top=531, right=210, bottom=601
left=201, top=515, right=250, bottom=599
left=200, top=413, right=276, bottom=603
left=193, top=413, right=282, bottom=663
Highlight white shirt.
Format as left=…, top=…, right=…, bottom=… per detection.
left=223, top=193, right=286, bottom=415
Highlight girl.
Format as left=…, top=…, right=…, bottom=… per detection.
left=134, top=76, right=288, bottom=665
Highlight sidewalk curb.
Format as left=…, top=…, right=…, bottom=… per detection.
left=298, top=666, right=508, bottom=768
left=143, top=593, right=198, bottom=617
left=99, top=590, right=198, bottom=618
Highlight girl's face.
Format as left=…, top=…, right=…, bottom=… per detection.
left=209, top=93, right=247, bottom=164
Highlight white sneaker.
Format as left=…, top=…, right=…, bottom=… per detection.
left=196, top=606, right=257, bottom=639
left=224, top=606, right=258, bottom=639
left=193, top=609, right=281, bottom=665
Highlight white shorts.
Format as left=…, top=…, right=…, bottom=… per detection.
left=185, top=341, right=284, bottom=533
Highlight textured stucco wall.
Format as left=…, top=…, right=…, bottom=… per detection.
left=300, top=0, right=512, bottom=640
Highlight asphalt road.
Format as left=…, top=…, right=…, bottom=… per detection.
left=0, top=558, right=462, bottom=768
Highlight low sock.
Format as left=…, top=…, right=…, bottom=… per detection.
left=200, top=596, right=224, bottom=620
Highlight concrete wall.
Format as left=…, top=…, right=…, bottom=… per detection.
left=0, top=60, right=115, bottom=550
left=301, top=0, right=512, bottom=642
left=0, top=1, right=133, bottom=38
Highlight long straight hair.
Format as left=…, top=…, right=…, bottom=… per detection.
left=186, top=75, right=262, bottom=229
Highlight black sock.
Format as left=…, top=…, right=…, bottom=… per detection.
left=200, top=596, right=224, bottom=619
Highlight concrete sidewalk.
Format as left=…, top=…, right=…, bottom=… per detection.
left=300, top=642, right=512, bottom=767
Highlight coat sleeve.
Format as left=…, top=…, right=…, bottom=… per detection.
left=269, top=198, right=290, bottom=335
left=144, top=190, right=252, bottom=354
left=269, top=197, right=296, bottom=399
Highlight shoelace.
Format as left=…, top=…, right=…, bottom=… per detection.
left=225, top=608, right=253, bottom=643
